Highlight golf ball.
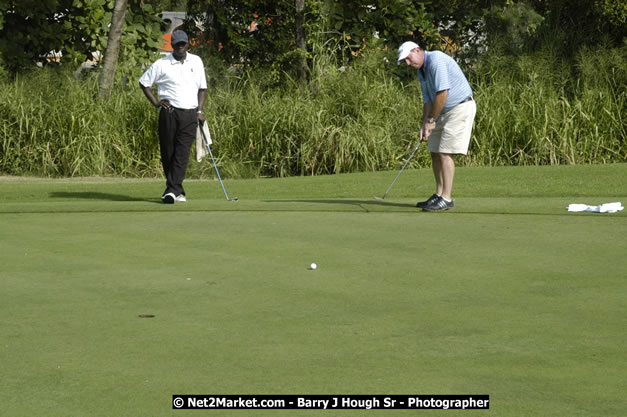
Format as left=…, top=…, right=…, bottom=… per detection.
left=310, top=263, right=317, bottom=270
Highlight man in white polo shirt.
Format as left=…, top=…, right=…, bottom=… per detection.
left=397, top=41, right=476, bottom=212
left=140, top=30, right=207, bottom=204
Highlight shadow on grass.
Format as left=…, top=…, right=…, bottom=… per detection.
left=264, top=199, right=416, bottom=209
left=262, top=199, right=608, bottom=217
left=49, top=192, right=159, bottom=203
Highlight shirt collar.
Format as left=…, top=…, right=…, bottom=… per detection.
left=167, top=53, right=186, bottom=65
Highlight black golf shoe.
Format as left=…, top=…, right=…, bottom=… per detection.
left=423, top=196, right=454, bottom=212
left=416, top=194, right=440, bottom=208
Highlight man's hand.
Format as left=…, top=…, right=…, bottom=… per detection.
left=157, top=99, right=171, bottom=109
left=419, top=89, right=446, bottom=141
left=140, top=84, right=171, bottom=110
left=420, top=120, right=436, bottom=141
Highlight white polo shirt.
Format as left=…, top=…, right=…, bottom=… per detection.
left=139, top=53, right=207, bottom=109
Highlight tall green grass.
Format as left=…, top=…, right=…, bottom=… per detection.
left=200, top=47, right=425, bottom=178
left=0, top=70, right=161, bottom=177
left=467, top=47, right=626, bottom=166
left=0, top=44, right=625, bottom=178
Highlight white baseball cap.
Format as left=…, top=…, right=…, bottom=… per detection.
left=397, top=41, right=420, bottom=65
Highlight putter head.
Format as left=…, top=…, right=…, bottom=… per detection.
left=373, top=195, right=385, bottom=201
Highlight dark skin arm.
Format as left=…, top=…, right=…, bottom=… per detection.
left=197, top=89, right=207, bottom=123
left=140, top=83, right=171, bottom=109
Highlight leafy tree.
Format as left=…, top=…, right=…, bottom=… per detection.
left=151, top=0, right=187, bottom=12
left=99, top=0, right=128, bottom=99
left=322, top=0, right=438, bottom=52
left=295, top=0, right=308, bottom=86
left=186, top=0, right=323, bottom=88
left=596, top=0, right=627, bottom=30
left=482, top=1, right=544, bottom=55
left=187, top=0, right=297, bottom=63
left=529, top=0, right=626, bottom=48
left=0, top=0, right=164, bottom=73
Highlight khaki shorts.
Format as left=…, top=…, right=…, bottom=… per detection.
left=427, top=99, right=476, bottom=155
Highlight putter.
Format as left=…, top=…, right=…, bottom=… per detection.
left=199, top=123, right=238, bottom=202
left=374, top=140, right=423, bottom=201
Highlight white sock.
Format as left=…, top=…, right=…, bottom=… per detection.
left=441, top=197, right=452, bottom=203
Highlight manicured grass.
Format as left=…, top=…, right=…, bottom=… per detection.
left=1, top=164, right=626, bottom=417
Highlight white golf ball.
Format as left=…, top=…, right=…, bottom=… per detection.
left=309, top=263, right=317, bottom=270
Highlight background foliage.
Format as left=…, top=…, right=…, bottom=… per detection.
left=0, top=0, right=163, bottom=74
left=0, top=0, right=625, bottom=178
left=1, top=42, right=624, bottom=178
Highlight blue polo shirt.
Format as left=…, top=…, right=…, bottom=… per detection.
left=418, top=51, right=473, bottom=114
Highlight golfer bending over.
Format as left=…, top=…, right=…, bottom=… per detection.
left=139, top=30, right=207, bottom=204
left=397, top=41, right=476, bottom=212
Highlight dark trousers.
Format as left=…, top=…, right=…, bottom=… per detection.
left=158, top=108, right=198, bottom=196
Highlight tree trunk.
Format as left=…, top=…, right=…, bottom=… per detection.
left=294, top=0, right=308, bottom=89
left=98, top=0, right=129, bottom=100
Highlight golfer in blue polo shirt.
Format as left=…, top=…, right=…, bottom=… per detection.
left=398, top=41, right=477, bottom=212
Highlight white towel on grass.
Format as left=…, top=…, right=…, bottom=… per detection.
left=567, top=202, right=624, bottom=213
left=195, top=122, right=212, bottom=162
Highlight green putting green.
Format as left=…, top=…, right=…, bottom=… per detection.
left=1, top=164, right=625, bottom=417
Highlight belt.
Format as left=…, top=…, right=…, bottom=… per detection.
left=171, top=107, right=198, bottom=113
left=460, top=96, right=473, bottom=104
